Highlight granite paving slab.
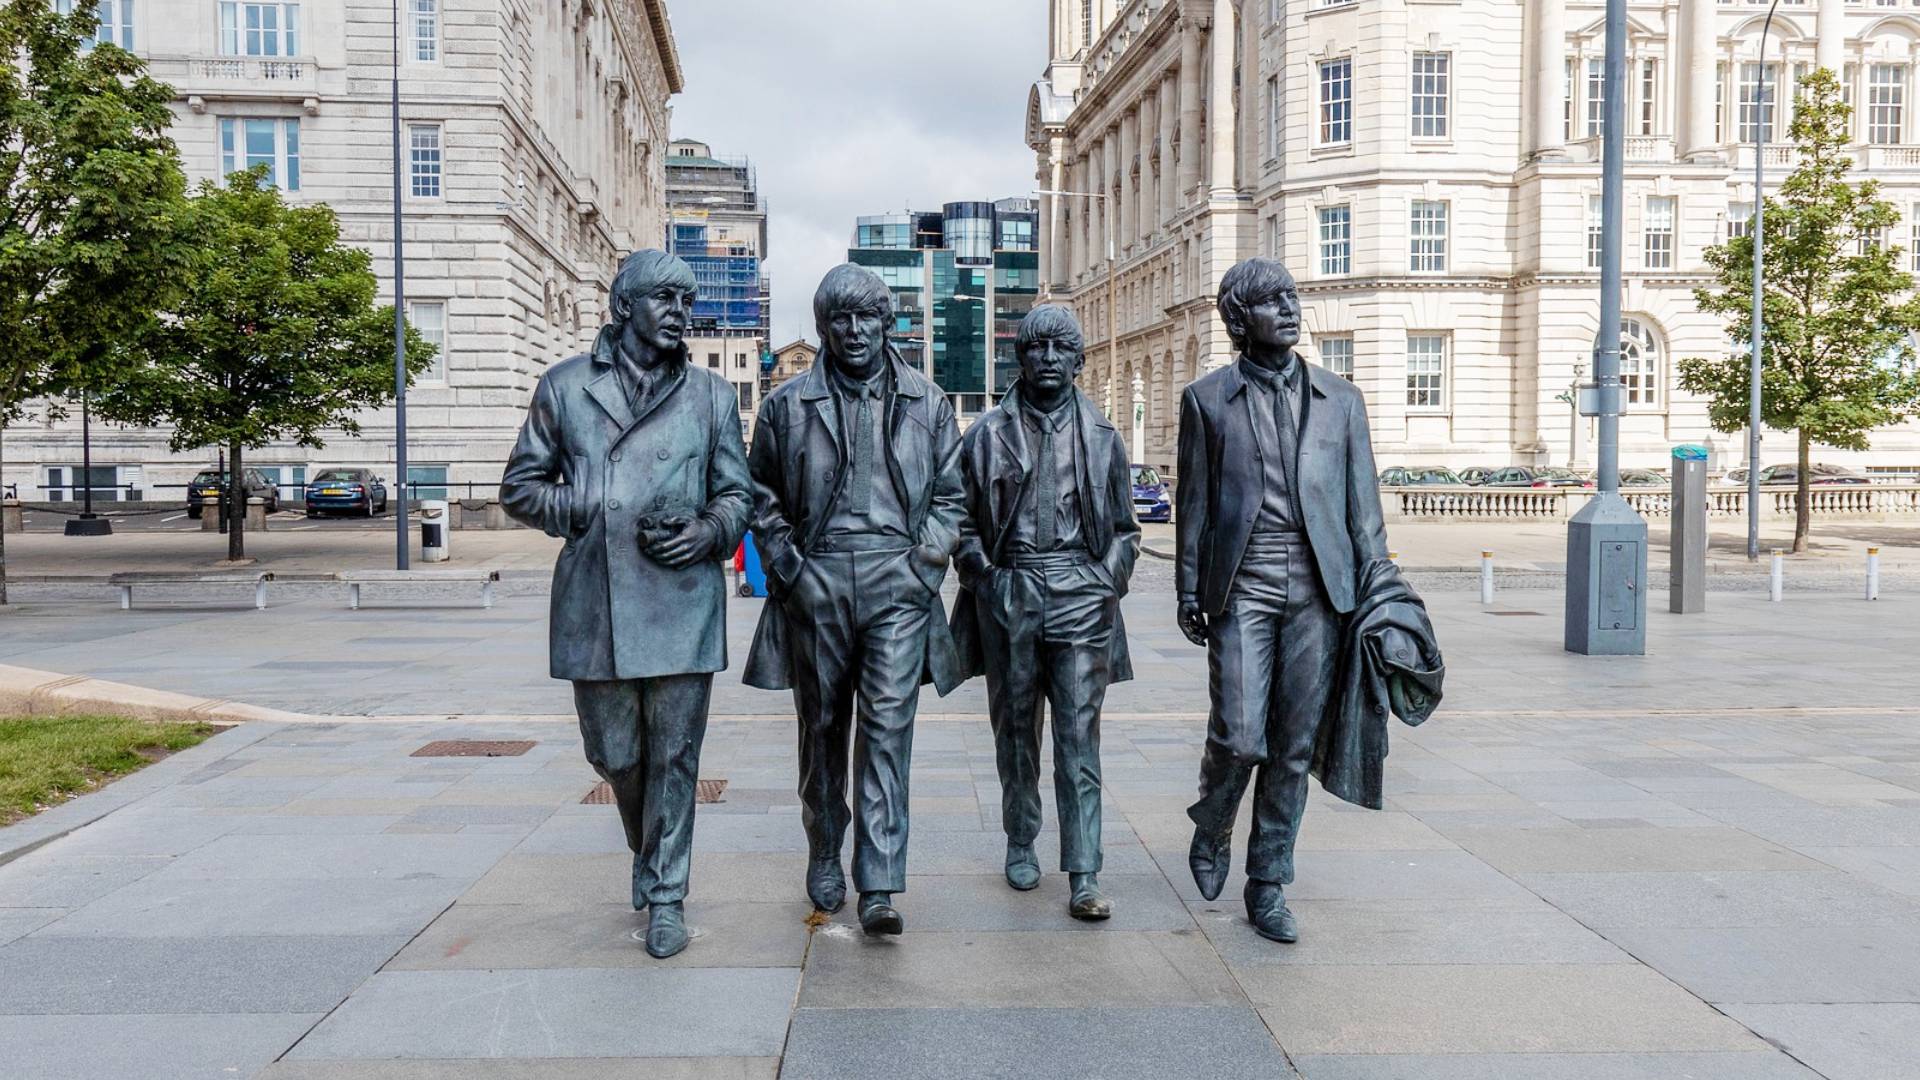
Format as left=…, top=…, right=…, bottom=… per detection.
left=0, top=1012, right=324, bottom=1080
left=33, top=876, right=469, bottom=938
left=1444, top=825, right=1824, bottom=873
left=385, top=899, right=812, bottom=970
left=0, top=934, right=410, bottom=1013
left=0, top=855, right=168, bottom=907
left=1291, top=1050, right=1822, bottom=1079
left=285, top=968, right=798, bottom=1060
left=1720, top=1003, right=1920, bottom=1080
left=1191, top=897, right=1631, bottom=967
left=1515, top=869, right=1920, bottom=928
left=1601, top=925, right=1920, bottom=1004
left=260, top=1060, right=781, bottom=1079
left=894, top=872, right=1196, bottom=931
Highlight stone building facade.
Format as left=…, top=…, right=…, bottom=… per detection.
left=1029, top=0, right=1920, bottom=479
left=7, top=0, right=682, bottom=503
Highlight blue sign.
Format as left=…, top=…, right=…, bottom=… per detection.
left=1672, top=444, right=1709, bottom=461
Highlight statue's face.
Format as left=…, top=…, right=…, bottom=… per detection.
left=627, top=282, right=694, bottom=354
left=1241, top=281, right=1302, bottom=353
left=824, top=306, right=888, bottom=380
left=1018, top=334, right=1084, bottom=396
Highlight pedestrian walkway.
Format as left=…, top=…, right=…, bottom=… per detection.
left=3, top=695, right=1915, bottom=1078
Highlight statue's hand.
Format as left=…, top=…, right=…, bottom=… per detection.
left=648, top=518, right=717, bottom=568
left=1178, top=601, right=1209, bottom=647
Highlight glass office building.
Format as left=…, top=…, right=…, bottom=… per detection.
left=848, top=198, right=1038, bottom=417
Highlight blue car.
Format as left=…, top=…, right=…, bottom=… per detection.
left=1131, top=464, right=1171, bottom=523
left=305, top=468, right=390, bottom=517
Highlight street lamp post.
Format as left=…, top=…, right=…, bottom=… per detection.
left=64, top=390, right=112, bottom=536
left=1749, top=0, right=1784, bottom=561
left=1564, top=0, right=1649, bottom=655
left=390, top=0, right=410, bottom=570
left=1033, top=188, right=1117, bottom=422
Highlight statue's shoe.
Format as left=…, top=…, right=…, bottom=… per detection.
left=807, top=856, right=846, bottom=914
left=1243, top=880, right=1299, bottom=944
left=1005, top=842, right=1041, bottom=891
left=645, top=902, right=689, bottom=959
left=858, top=892, right=904, bottom=936
left=1068, top=873, right=1113, bottom=922
left=1189, top=826, right=1232, bottom=901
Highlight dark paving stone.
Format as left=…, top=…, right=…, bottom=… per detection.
left=779, top=1006, right=1294, bottom=1080
left=286, top=968, right=797, bottom=1060
left=0, top=934, right=409, bottom=1013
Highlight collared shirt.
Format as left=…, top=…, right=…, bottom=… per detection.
left=612, top=341, right=675, bottom=417
left=1004, top=394, right=1085, bottom=557
left=822, top=362, right=910, bottom=541
left=1239, top=355, right=1304, bottom=532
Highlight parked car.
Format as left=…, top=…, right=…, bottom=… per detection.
left=1131, top=464, right=1171, bottom=523
left=1720, top=467, right=1749, bottom=487
left=304, top=469, right=390, bottom=517
left=1379, top=466, right=1465, bottom=486
left=1757, top=464, right=1872, bottom=486
left=185, top=467, right=278, bottom=518
left=1456, top=466, right=1493, bottom=486
left=1620, top=469, right=1670, bottom=487
left=1480, top=466, right=1592, bottom=489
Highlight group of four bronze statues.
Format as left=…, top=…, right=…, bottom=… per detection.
left=502, top=253, right=1443, bottom=960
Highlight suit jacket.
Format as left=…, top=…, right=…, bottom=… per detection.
left=741, top=345, right=967, bottom=694
left=948, top=382, right=1140, bottom=682
left=1175, top=356, right=1388, bottom=615
left=500, top=329, right=752, bottom=681
left=1315, top=557, right=1444, bottom=809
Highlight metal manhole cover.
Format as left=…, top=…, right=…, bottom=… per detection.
left=411, top=740, right=537, bottom=758
left=580, top=778, right=728, bottom=805
left=1486, top=611, right=1547, bottom=617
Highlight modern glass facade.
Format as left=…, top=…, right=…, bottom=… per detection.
left=849, top=198, right=1039, bottom=416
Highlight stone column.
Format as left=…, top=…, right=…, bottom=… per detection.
left=1098, top=132, right=1115, bottom=264
left=1049, top=138, right=1068, bottom=290
left=1179, top=20, right=1203, bottom=202
left=1817, top=0, right=1843, bottom=77
left=1683, top=0, right=1719, bottom=160
left=1159, top=73, right=1178, bottom=224
left=1208, top=0, right=1238, bottom=198
left=1139, top=90, right=1158, bottom=247
left=1529, top=0, right=1568, bottom=159
left=1076, top=154, right=1092, bottom=279
left=1118, top=107, right=1138, bottom=254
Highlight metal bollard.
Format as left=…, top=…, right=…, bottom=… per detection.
left=1480, top=549, right=1494, bottom=605
left=1770, top=549, right=1784, bottom=602
left=1866, top=546, right=1881, bottom=601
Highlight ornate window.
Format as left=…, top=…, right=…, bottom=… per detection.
left=1320, top=58, right=1353, bottom=145
left=1620, top=317, right=1662, bottom=407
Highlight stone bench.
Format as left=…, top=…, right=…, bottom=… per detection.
left=108, top=571, right=275, bottom=611
left=339, top=568, right=501, bottom=610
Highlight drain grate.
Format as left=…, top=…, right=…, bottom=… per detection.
left=580, top=778, right=729, bottom=804
left=1486, top=610, right=1547, bottom=617
left=411, top=739, right=537, bottom=758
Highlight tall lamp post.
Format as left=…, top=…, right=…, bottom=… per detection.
left=1033, top=188, right=1117, bottom=421
left=1748, top=0, right=1784, bottom=561
left=390, top=0, right=411, bottom=570
left=1564, top=0, right=1649, bottom=655
left=64, top=391, right=111, bottom=536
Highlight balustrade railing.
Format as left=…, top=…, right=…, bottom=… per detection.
left=1382, top=484, right=1920, bottom=521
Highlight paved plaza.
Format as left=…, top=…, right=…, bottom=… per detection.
left=0, top=544, right=1916, bottom=1078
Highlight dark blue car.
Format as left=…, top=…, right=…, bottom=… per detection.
left=305, top=468, right=389, bottom=517
left=1131, top=464, right=1171, bottom=523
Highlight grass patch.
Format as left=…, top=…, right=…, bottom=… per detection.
left=0, top=715, right=218, bottom=824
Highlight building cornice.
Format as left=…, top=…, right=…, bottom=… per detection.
left=641, top=0, right=685, bottom=94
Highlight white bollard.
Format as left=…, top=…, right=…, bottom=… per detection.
left=1866, top=546, right=1881, bottom=601
left=1770, top=549, right=1784, bottom=602
left=1480, top=549, right=1494, bottom=605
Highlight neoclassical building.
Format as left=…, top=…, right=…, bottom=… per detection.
left=1029, top=0, right=1920, bottom=478
left=7, top=0, right=681, bottom=502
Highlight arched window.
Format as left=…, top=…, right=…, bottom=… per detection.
left=1621, top=317, right=1662, bottom=407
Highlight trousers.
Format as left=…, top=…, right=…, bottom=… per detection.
left=1187, top=531, right=1339, bottom=885
left=977, top=552, right=1116, bottom=873
left=571, top=674, right=713, bottom=907
left=785, top=546, right=933, bottom=893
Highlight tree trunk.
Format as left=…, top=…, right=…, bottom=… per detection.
left=228, top=440, right=245, bottom=562
left=1793, top=428, right=1812, bottom=555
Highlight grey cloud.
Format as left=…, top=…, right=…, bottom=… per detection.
left=668, top=0, right=1044, bottom=344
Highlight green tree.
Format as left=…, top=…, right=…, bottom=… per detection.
left=97, top=171, right=435, bottom=561
left=1680, top=68, right=1920, bottom=553
left=0, top=0, right=193, bottom=599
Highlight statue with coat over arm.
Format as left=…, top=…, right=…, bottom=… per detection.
left=500, top=249, right=752, bottom=959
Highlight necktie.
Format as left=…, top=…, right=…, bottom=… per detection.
left=851, top=387, right=873, bottom=516
left=1273, top=370, right=1302, bottom=511
left=1034, top=416, right=1057, bottom=550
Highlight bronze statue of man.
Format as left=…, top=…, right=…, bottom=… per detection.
left=501, top=250, right=751, bottom=959
left=1176, top=256, right=1392, bottom=944
left=743, top=264, right=966, bottom=936
left=950, top=305, right=1140, bottom=921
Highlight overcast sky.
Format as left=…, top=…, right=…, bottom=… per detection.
left=667, top=0, right=1045, bottom=346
